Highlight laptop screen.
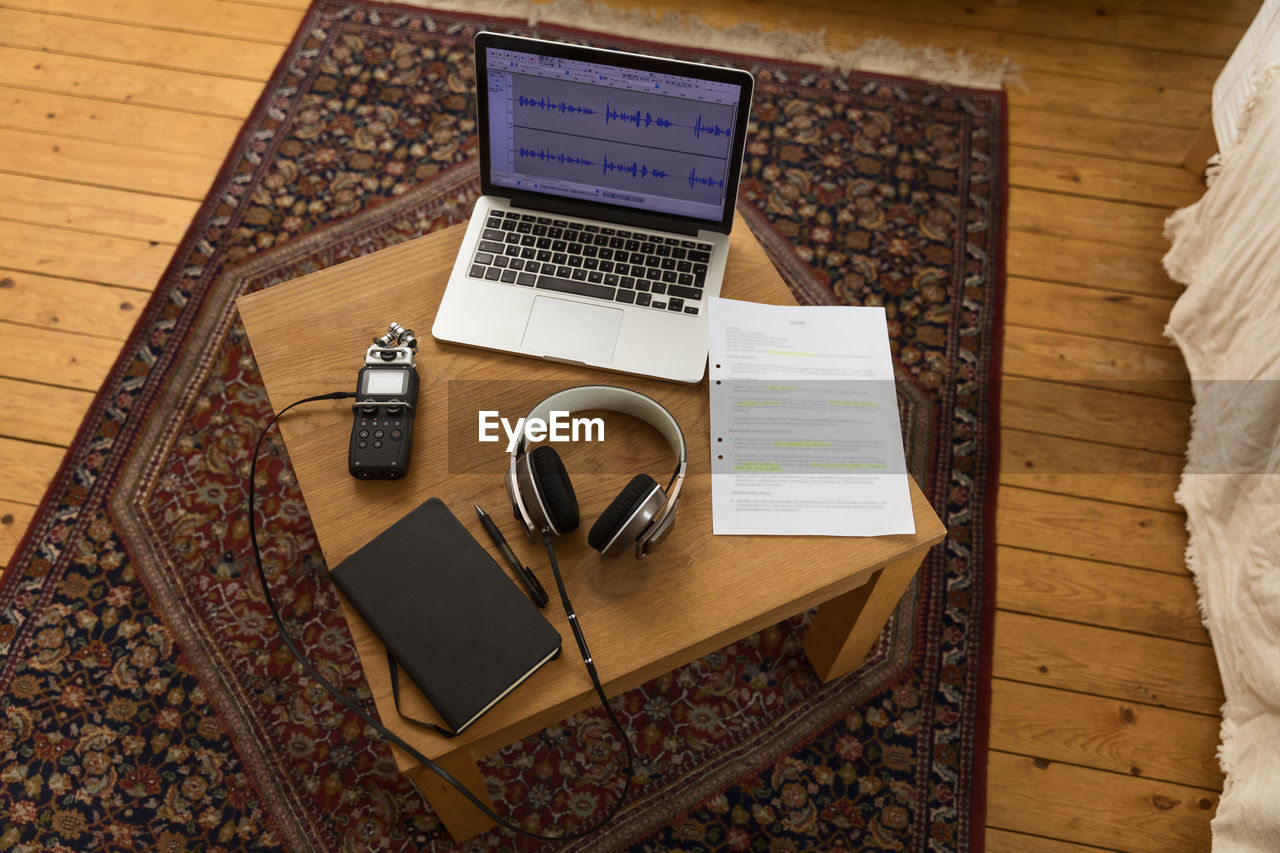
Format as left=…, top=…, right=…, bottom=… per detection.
left=475, top=33, right=754, bottom=235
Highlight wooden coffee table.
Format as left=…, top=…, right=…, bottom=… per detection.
left=236, top=218, right=946, bottom=841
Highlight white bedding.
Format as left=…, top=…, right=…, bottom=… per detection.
left=1164, top=71, right=1280, bottom=853
left=1212, top=0, right=1280, bottom=159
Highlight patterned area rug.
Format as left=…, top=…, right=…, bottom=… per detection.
left=0, top=2, right=1004, bottom=850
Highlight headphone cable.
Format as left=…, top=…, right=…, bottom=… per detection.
left=542, top=529, right=638, bottom=792
left=248, top=392, right=636, bottom=843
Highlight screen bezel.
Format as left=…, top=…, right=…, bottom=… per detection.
left=474, top=31, right=755, bottom=236
left=360, top=366, right=410, bottom=396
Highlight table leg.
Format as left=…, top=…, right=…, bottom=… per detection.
left=407, top=750, right=497, bottom=842
left=803, top=550, right=929, bottom=682
left=1181, top=113, right=1217, bottom=178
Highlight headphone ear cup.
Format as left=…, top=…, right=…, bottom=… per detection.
left=588, top=474, right=660, bottom=553
left=528, top=445, right=580, bottom=533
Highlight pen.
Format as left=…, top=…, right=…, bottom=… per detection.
left=474, top=503, right=550, bottom=608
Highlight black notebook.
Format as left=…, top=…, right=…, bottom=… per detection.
left=330, top=497, right=562, bottom=734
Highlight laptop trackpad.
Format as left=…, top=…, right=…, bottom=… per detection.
left=521, top=296, right=623, bottom=365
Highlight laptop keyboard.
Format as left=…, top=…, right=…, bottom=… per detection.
left=467, top=209, right=712, bottom=316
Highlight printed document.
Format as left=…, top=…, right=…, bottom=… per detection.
left=707, top=297, right=915, bottom=536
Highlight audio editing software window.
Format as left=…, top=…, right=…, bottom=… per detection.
left=484, top=47, right=741, bottom=222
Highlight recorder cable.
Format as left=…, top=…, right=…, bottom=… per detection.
left=246, top=392, right=634, bottom=843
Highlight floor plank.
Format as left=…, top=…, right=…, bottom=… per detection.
left=1000, top=379, right=1190, bottom=457
left=996, top=546, right=1207, bottom=643
left=1107, top=0, right=1261, bottom=27
left=994, top=611, right=1223, bottom=715
left=0, top=220, right=174, bottom=290
left=1004, top=279, right=1179, bottom=349
left=0, top=172, right=199, bottom=242
left=0, top=499, right=37, bottom=570
left=1009, top=146, right=1206, bottom=209
left=0, top=269, right=145, bottom=339
left=0, top=85, right=242, bottom=157
left=0, top=436, right=69, bottom=507
left=0, top=377, right=96, bottom=447
left=1001, top=325, right=1189, bottom=401
left=999, top=429, right=1183, bottom=512
left=1010, top=71, right=1207, bottom=130
left=828, top=0, right=1251, bottom=57
left=1, top=126, right=222, bottom=198
left=1009, top=109, right=1198, bottom=167
left=3, top=0, right=305, bottom=44
left=1010, top=188, right=1176, bottom=252
left=0, top=8, right=283, bottom=79
left=0, top=45, right=265, bottom=118
left=986, top=751, right=1217, bottom=853
left=729, top=0, right=1227, bottom=91
left=0, top=319, right=133, bottom=392
left=986, top=827, right=1120, bottom=853
left=989, top=679, right=1222, bottom=789
left=1007, top=231, right=1181, bottom=300
left=996, top=486, right=1188, bottom=574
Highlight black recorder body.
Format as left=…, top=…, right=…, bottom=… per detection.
left=349, top=323, right=420, bottom=480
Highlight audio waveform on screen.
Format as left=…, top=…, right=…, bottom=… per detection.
left=518, top=95, right=731, bottom=139
left=517, top=96, right=598, bottom=116
left=519, top=148, right=725, bottom=189
left=691, top=113, right=731, bottom=140
left=519, top=147, right=596, bottom=167
left=603, top=155, right=669, bottom=180
left=605, top=103, right=673, bottom=129
left=684, top=167, right=725, bottom=189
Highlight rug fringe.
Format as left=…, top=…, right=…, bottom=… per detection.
left=376, top=0, right=1019, bottom=90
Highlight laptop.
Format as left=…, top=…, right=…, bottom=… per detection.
left=431, top=32, right=755, bottom=383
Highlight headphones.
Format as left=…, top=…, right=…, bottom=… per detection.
left=506, top=386, right=687, bottom=559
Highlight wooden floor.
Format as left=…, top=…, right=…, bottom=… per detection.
left=0, top=0, right=1249, bottom=849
